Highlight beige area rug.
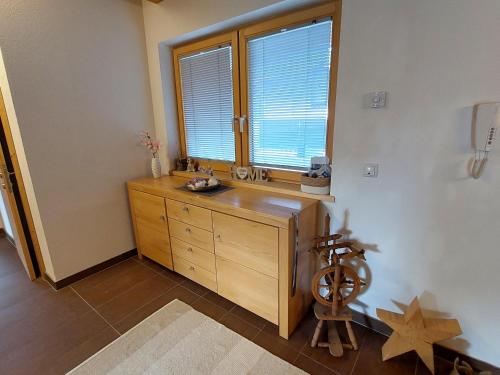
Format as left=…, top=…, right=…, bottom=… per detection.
left=67, top=299, right=307, bottom=374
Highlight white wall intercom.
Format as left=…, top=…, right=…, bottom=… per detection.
left=471, top=102, right=499, bottom=179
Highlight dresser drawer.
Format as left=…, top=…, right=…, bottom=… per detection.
left=168, top=219, right=214, bottom=252
left=171, top=237, right=216, bottom=274
left=166, top=199, right=213, bottom=232
left=173, top=255, right=217, bottom=292
left=213, top=212, right=278, bottom=278
left=216, top=257, right=278, bottom=324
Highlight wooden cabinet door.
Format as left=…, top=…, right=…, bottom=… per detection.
left=131, top=190, right=168, bottom=234
left=213, top=212, right=278, bottom=278
left=130, top=190, right=172, bottom=269
left=136, top=220, right=173, bottom=269
left=216, top=257, right=278, bottom=324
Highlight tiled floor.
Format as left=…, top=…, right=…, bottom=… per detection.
left=0, top=238, right=453, bottom=375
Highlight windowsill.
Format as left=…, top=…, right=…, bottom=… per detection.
left=171, top=170, right=335, bottom=202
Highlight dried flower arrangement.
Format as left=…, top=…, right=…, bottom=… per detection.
left=139, top=131, right=162, bottom=178
left=139, top=131, right=162, bottom=158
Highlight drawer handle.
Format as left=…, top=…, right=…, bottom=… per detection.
left=160, top=215, right=166, bottom=221
left=216, top=234, right=221, bottom=240
left=189, top=266, right=195, bottom=271
left=291, top=212, right=299, bottom=297
left=187, top=247, right=193, bottom=252
left=185, top=227, right=191, bottom=233
left=182, top=206, right=189, bottom=213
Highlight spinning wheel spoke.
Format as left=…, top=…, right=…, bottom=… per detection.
left=312, top=265, right=362, bottom=309
left=340, top=282, right=355, bottom=288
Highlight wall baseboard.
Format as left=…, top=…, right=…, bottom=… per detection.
left=350, top=309, right=499, bottom=373
left=44, top=249, right=137, bottom=290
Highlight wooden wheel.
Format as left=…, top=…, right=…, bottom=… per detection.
left=312, top=265, right=361, bottom=308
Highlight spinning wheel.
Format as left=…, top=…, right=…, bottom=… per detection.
left=309, top=214, right=367, bottom=358
left=312, top=265, right=361, bottom=308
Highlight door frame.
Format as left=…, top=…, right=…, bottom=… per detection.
left=0, top=89, right=44, bottom=280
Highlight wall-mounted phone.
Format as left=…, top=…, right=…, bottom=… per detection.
left=471, top=102, right=499, bottom=179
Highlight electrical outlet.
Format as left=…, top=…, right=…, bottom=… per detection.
left=363, top=164, right=379, bottom=177
left=364, top=91, right=387, bottom=108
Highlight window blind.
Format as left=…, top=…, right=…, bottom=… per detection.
left=247, top=20, right=333, bottom=170
left=179, top=45, right=235, bottom=162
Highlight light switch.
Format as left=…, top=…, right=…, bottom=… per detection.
left=363, top=164, right=379, bottom=177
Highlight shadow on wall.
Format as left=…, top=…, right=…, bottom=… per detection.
left=336, top=209, right=380, bottom=253
left=327, top=208, right=380, bottom=316
left=327, top=209, right=471, bottom=354
left=453, top=105, right=481, bottom=181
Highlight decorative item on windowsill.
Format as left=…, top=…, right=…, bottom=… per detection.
left=310, top=214, right=367, bottom=358
left=139, top=131, right=162, bottom=178
left=186, top=157, right=196, bottom=172
left=230, top=166, right=268, bottom=182
left=197, top=165, right=213, bottom=176
left=301, top=156, right=331, bottom=195
left=377, top=297, right=462, bottom=375
left=175, top=152, right=188, bottom=171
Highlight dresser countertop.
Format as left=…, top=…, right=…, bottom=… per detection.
left=127, top=176, right=317, bottom=228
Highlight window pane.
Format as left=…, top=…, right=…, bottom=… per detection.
left=179, top=45, right=235, bottom=162
left=248, top=20, right=332, bottom=169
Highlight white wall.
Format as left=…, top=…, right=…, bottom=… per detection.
left=142, top=0, right=325, bottom=172
left=331, top=0, right=500, bottom=366
left=0, top=0, right=155, bottom=280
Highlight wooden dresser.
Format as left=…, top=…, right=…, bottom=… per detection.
left=127, top=176, right=318, bottom=339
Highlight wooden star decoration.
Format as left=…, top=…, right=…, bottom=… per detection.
left=376, top=297, right=462, bottom=374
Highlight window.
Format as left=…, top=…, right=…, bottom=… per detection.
left=173, top=3, right=338, bottom=180
left=246, top=20, right=333, bottom=170
left=179, top=45, right=235, bottom=161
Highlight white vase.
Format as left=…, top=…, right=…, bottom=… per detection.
left=151, top=157, right=161, bottom=178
